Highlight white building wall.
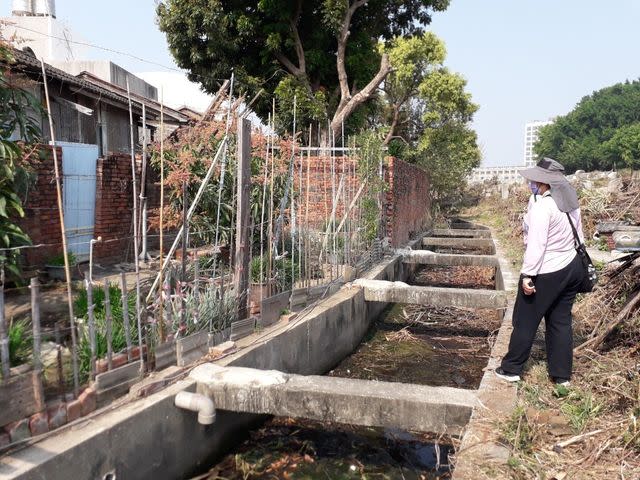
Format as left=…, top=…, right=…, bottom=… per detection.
left=1, top=16, right=87, bottom=61
left=523, top=120, right=553, bottom=167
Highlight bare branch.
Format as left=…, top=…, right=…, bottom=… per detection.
left=336, top=0, right=368, bottom=107
left=274, top=51, right=304, bottom=78
left=332, top=53, right=392, bottom=134
left=290, top=0, right=306, bottom=74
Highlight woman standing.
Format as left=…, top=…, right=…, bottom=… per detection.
left=495, top=158, right=586, bottom=386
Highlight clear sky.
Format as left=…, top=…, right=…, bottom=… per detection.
left=2, top=1, right=640, bottom=166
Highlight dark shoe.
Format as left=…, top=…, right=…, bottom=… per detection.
left=552, top=377, right=570, bottom=387
left=495, top=367, right=520, bottom=382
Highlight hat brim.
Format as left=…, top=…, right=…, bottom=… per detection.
left=519, top=166, right=568, bottom=185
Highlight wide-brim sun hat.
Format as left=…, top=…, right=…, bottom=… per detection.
left=520, top=157, right=579, bottom=212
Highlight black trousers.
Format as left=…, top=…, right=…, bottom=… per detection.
left=500, top=254, right=584, bottom=380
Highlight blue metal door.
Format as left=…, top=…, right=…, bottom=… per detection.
left=57, top=142, right=98, bottom=261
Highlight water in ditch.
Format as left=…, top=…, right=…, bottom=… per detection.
left=204, top=417, right=453, bottom=479
left=328, top=301, right=500, bottom=389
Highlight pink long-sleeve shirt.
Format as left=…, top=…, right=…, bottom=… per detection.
left=521, top=192, right=584, bottom=276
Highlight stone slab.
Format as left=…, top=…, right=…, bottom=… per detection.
left=176, top=331, right=209, bottom=367
left=191, top=364, right=476, bottom=435
left=401, top=250, right=500, bottom=268
left=431, top=229, right=492, bottom=239
left=260, top=290, right=291, bottom=327
left=422, top=237, right=496, bottom=254
left=230, top=317, right=256, bottom=342
left=95, top=362, right=141, bottom=392
left=154, top=341, right=177, bottom=371
left=353, top=279, right=508, bottom=309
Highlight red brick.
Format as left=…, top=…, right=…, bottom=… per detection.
left=5, top=418, right=30, bottom=443
left=0, top=431, right=10, bottom=448
left=66, top=399, right=82, bottom=422
left=29, top=412, right=49, bottom=436
left=78, top=387, right=97, bottom=416
left=47, top=402, right=68, bottom=430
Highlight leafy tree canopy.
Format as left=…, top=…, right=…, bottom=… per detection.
left=157, top=0, right=449, bottom=136
left=0, top=41, right=42, bottom=278
left=378, top=33, right=480, bottom=199
left=535, top=79, right=640, bottom=172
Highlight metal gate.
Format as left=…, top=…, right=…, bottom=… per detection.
left=57, top=142, right=99, bottom=261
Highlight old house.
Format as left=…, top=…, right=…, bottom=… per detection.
left=3, top=48, right=189, bottom=268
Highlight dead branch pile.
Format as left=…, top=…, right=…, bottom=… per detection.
left=574, top=253, right=640, bottom=351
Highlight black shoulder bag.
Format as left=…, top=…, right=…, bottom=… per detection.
left=566, top=213, right=597, bottom=293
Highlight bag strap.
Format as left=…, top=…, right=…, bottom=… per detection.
left=565, top=212, right=581, bottom=247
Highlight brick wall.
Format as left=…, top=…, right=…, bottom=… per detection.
left=288, top=155, right=431, bottom=247
left=93, top=154, right=137, bottom=262
left=291, top=156, right=360, bottom=228
left=384, top=157, right=431, bottom=247
left=19, top=146, right=64, bottom=267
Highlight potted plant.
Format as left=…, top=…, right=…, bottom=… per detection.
left=45, top=252, right=77, bottom=281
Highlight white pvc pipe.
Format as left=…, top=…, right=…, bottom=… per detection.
left=174, top=391, right=216, bottom=425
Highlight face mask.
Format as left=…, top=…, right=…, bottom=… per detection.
left=529, top=182, right=539, bottom=195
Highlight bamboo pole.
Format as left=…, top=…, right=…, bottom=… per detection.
left=120, top=272, right=132, bottom=361
left=125, top=78, right=144, bottom=374
left=159, top=90, right=165, bottom=342
left=181, top=181, right=188, bottom=330
left=259, top=114, right=271, bottom=287
left=40, top=59, right=79, bottom=395
left=291, top=96, right=297, bottom=289
left=104, top=280, right=113, bottom=371
left=305, top=124, right=312, bottom=288
left=0, top=268, right=9, bottom=379
left=267, top=99, right=276, bottom=296
left=86, top=277, right=96, bottom=380
left=30, top=278, right=42, bottom=373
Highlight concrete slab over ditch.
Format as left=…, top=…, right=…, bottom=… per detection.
left=401, top=250, right=501, bottom=268
left=423, top=236, right=496, bottom=253
left=432, top=228, right=492, bottom=239
left=354, top=279, right=508, bottom=309
left=190, top=364, right=476, bottom=435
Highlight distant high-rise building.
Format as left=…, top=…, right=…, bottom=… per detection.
left=523, top=120, right=553, bottom=167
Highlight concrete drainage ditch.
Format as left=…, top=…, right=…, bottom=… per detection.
left=0, top=222, right=518, bottom=480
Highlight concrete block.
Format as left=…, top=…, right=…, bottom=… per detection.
left=47, top=402, right=68, bottom=430
left=176, top=331, right=209, bottom=367
left=402, top=250, right=500, bottom=268
left=79, top=387, right=97, bottom=416
left=66, top=399, right=82, bottom=422
left=353, top=279, right=508, bottom=309
left=29, top=412, right=49, bottom=436
left=431, top=228, right=492, bottom=239
left=5, top=418, right=31, bottom=443
left=422, top=237, right=496, bottom=254
left=190, top=364, right=476, bottom=435
left=155, top=341, right=177, bottom=370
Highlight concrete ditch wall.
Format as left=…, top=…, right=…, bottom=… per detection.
left=0, top=252, right=415, bottom=480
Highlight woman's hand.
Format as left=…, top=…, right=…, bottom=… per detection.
left=522, top=277, right=536, bottom=295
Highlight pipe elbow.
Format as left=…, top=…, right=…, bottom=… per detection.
left=175, top=391, right=216, bottom=425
